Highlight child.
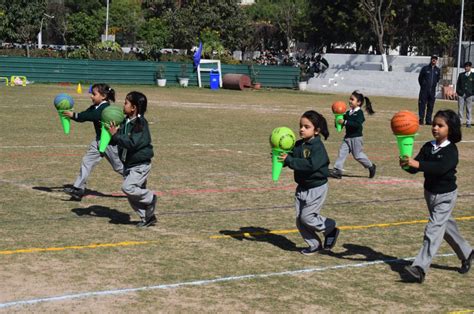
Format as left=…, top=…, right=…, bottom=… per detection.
left=108, top=91, right=157, bottom=227
left=329, top=90, right=376, bottom=179
left=63, top=83, right=124, bottom=201
left=280, top=110, right=340, bottom=255
left=400, top=109, right=472, bottom=283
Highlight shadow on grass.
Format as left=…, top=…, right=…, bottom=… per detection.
left=323, top=243, right=459, bottom=282
left=32, top=184, right=126, bottom=199
left=72, top=205, right=134, bottom=225
left=219, top=227, right=300, bottom=252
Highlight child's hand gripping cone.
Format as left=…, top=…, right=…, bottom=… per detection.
left=391, top=111, right=419, bottom=169
left=331, top=101, right=347, bottom=133
left=99, top=105, right=125, bottom=153
left=53, top=93, right=75, bottom=134
left=270, top=127, right=296, bottom=182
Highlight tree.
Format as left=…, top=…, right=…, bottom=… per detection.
left=110, top=0, right=145, bottom=45
left=0, top=0, right=46, bottom=56
left=138, top=17, right=171, bottom=60
left=66, top=12, right=102, bottom=47
left=359, top=0, right=394, bottom=71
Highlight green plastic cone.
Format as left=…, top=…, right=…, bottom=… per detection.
left=272, top=148, right=288, bottom=182
left=334, top=113, right=344, bottom=132
left=396, top=134, right=416, bottom=169
left=58, top=110, right=70, bottom=134
left=98, top=123, right=112, bottom=153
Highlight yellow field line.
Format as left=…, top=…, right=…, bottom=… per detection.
left=210, top=216, right=474, bottom=239
left=448, top=310, right=474, bottom=314
left=0, top=240, right=157, bottom=255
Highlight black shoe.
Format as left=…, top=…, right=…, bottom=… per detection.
left=64, top=187, right=84, bottom=201
left=301, top=246, right=322, bottom=256
left=419, top=119, right=423, bottom=125
left=368, top=164, right=376, bottom=178
left=459, top=250, right=473, bottom=274
left=329, top=169, right=342, bottom=179
left=404, top=265, right=425, bottom=283
left=324, top=227, right=340, bottom=250
left=425, top=121, right=432, bottom=125
left=137, top=215, right=157, bottom=228
left=467, top=124, right=472, bottom=128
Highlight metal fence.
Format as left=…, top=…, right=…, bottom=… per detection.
left=0, top=56, right=299, bottom=88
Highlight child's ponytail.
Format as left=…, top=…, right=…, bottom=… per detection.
left=364, top=96, right=375, bottom=115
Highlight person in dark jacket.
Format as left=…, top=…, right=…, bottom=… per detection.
left=329, top=90, right=376, bottom=179
left=280, top=110, right=340, bottom=255
left=62, top=83, right=124, bottom=201
left=418, top=55, right=441, bottom=125
left=109, top=91, right=157, bottom=228
left=456, top=61, right=473, bottom=128
left=400, top=110, right=472, bottom=283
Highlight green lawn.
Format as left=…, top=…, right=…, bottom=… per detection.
left=0, top=84, right=472, bottom=312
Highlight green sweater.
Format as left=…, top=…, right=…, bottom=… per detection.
left=283, top=136, right=329, bottom=189
left=405, top=141, right=458, bottom=194
left=456, top=72, right=474, bottom=97
left=71, top=102, right=110, bottom=140
left=111, top=116, right=154, bottom=168
left=343, top=108, right=365, bottom=138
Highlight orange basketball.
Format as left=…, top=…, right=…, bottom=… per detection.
left=331, top=101, right=347, bottom=114
left=391, top=110, right=419, bottom=135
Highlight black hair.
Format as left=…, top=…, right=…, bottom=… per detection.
left=92, top=83, right=115, bottom=102
left=301, top=110, right=329, bottom=140
left=465, top=61, right=472, bottom=67
left=351, top=90, right=375, bottom=115
left=126, top=91, right=148, bottom=132
left=433, top=109, right=462, bottom=143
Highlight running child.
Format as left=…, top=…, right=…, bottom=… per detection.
left=108, top=91, right=157, bottom=227
left=63, top=83, right=124, bottom=201
left=329, top=90, right=376, bottom=179
left=280, top=110, right=340, bottom=255
left=400, top=109, right=472, bottom=283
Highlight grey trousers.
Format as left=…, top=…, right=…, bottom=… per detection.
left=412, top=189, right=472, bottom=273
left=122, top=163, right=155, bottom=220
left=458, top=95, right=473, bottom=125
left=334, top=136, right=373, bottom=171
left=295, top=183, right=335, bottom=249
left=73, top=140, right=124, bottom=190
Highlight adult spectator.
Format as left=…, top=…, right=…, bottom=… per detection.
left=418, top=55, right=441, bottom=125
left=456, top=61, right=473, bottom=128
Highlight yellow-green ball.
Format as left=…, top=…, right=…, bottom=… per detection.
left=270, top=127, right=296, bottom=150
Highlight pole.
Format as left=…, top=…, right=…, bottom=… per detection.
left=105, top=0, right=109, bottom=42
left=38, top=17, right=44, bottom=49
left=454, top=0, right=464, bottom=88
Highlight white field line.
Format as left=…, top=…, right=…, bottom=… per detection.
left=1, top=140, right=474, bottom=150
left=0, top=253, right=454, bottom=309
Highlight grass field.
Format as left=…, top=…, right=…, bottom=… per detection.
left=0, top=84, right=473, bottom=312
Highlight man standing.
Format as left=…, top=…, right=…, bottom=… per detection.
left=456, top=61, right=473, bottom=128
left=418, top=55, right=441, bottom=125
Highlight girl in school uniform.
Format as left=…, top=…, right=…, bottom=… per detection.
left=280, top=110, right=340, bottom=255
left=401, top=109, right=472, bottom=283
left=329, top=90, right=376, bottom=179
left=108, top=91, right=157, bottom=227
left=63, top=83, right=123, bottom=201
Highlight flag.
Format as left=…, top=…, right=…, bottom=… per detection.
left=193, top=41, right=203, bottom=72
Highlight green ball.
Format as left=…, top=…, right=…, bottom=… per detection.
left=270, top=127, right=296, bottom=150
left=101, top=105, right=125, bottom=126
